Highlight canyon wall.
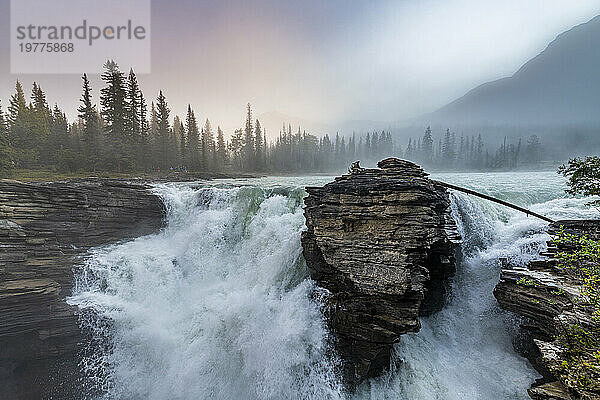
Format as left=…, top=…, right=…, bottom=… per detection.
left=0, top=179, right=164, bottom=399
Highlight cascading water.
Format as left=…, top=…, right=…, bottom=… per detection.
left=69, top=173, right=598, bottom=400
left=70, top=183, right=343, bottom=400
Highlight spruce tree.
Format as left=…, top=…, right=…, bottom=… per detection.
left=476, top=133, right=484, bottom=168
left=100, top=60, right=129, bottom=171
left=173, top=116, right=185, bottom=167
left=229, top=128, right=244, bottom=170
left=263, top=129, right=268, bottom=169
left=29, top=83, right=52, bottom=166
left=8, top=81, right=29, bottom=166
left=0, top=101, right=7, bottom=139
left=0, top=100, right=13, bottom=174
left=254, top=119, right=263, bottom=170
left=185, top=105, right=200, bottom=171
left=126, top=69, right=141, bottom=152
left=155, top=91, right=170, bottom=170
left=8, top=81, right=27, bottom=127
left=138, top=92, right=150, bottom=171
left=243, top=103, right=254, bottom=170
left=442, top=129, right=451, bottom=165
left=202, top=119, right=214, bottom=171
left=78, top=74, right=100, bottom=170
left=216, top=126, right=227, bottom=170
left=422, top=126, right=434, bottom=163
left=50, top=104, right=70, bottom=168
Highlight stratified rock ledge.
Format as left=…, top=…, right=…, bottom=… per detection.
left=495, top=220, right=600, bottom=400
left=301, top=158, right=461, bottom=383
left=0, top=179, right=165, bottom=400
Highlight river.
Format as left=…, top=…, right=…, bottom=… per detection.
left=68, top=171, right=598, bottom=400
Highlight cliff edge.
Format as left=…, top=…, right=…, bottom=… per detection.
left=495, top=220, right=600, bottom=400
left=0, top=179, right=165, bottom=399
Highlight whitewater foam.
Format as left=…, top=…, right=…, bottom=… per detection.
left=69, top=172, right=596, bottom=400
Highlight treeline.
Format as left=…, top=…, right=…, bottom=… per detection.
left=0, top=61, right=545, bottom=176
left=0, top=60, right=396, bottom=175
left=402, top=127, right=543, bottom=170
left=1, top=61, right=231, bottom=174
left=267, top=128, right=393, bottom=172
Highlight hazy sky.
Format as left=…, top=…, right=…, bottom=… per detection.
left=0, top=0, right=599, bottom=135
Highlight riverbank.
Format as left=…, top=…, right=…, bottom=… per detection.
left=1, top=168, right=263, bottom=183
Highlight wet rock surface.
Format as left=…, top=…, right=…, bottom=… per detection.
left=495, top=220, right=600, bottom=400
left=301, top=158, right=461, bottom=383
left=0, top=179, right=165, bottom=399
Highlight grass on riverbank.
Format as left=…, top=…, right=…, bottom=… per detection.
left=1, top=169, right=143, bottom=182
left=1, top=168, right=264, bottom=182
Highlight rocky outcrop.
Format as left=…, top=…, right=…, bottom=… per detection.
left=301, top=158, right=461, bottom=383
left=494, top=220, right=600, bottom=400
left=0, top=179, right=165, bottom=400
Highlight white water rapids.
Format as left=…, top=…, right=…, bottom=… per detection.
left=68, top=172, right=598, bottom=399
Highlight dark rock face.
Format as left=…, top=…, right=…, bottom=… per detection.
left=0, top=179, right=165, bottom=400
left=301, top=158, right=461, bottom=383
left=494, top=220, right=600, bottom=400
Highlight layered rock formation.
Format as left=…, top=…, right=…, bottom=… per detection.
left=301, top=158, right=461, bottom=383
left=494, top=220, right=600, bottom=400
left=0, top=179, right=165, bottom=399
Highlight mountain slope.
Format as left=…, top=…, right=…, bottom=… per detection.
left=427, top=15, right=600, bottom=126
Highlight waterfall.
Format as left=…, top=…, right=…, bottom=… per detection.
left=70, top=184, right=343, bottom=400
left=69, top=173, right=597, bottom=400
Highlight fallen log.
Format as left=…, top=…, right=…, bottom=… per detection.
left=431, top=180, right=555, bottom=223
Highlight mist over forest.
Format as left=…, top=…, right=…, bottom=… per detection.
left=0, top=62, right=553, bottom=177
left=1, top=13, right=600, bottom=176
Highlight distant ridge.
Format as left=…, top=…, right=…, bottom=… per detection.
left=425, top=15, right=600, bottom=126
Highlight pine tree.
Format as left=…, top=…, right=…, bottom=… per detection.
left=78, top=74, right=100, bottom=170
left=173, top=116, right=185, bottom=167
left=229, top=128, right=244, bottom=170
left=8, top=81, right=26, bottom=127
left=100, top=60, right=129, bottom=171
left=0, top=101, right=7, bottom=139
left=49, top=104, right=70, bottom=167
left=8, top=81, right=34, bottom=167
left=202, top=119, right=214, bottom=171
left=167, top=126, right=179, bottom=169
left=126, top=69, right=141, bottom=151
left=476, top=133, right=484, bottom=168
left=442, top=128, right=452, bottom=166
left=31, top=82, right=51, bottom=118
left=458, top=134, right=465, bottom=168
left=155, top=91, right=170, bottom=170
left=29, top=82, right=52, bottom=166
left=243, top=103, right=254, bottom=170
left=422, top=126, right=433, bottom=163
left=254, top=119, right=263, bottom=171
left=216, top=126, right=227, bottom=170
left=263, top=129, right=268, bottom=168
left=185, top=105, right=200, bottom=170
left=0, top=100, right=13, bottom=174
left=138, top=91, right=150, bottom=171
